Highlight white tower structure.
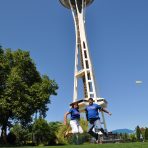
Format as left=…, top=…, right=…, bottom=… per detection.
left=59, top=0, right=108, bottom=129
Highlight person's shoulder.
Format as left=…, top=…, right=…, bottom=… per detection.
left=94, top=103, right=101, bottom=108
left=93, top=103, right=99, bottom=106
left=69, top=108, right=73, bottom=112
left=93, top=103, right=98, bottom=106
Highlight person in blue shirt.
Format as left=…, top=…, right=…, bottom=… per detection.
left=64, top=102, right=83, bottom=137
left=85, top=98, right=112, bottom=143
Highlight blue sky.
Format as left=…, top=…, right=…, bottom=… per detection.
left=0, top=0, right=148, bottom=131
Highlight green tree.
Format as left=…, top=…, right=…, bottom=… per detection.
left=32, top=118, right=51, bottom=145
left=0, top=48, right=58, bottom=143
left=136, top=125, right=141, bottom=141
left=56, top=124, right=68, bottom=144
left=129, top=133, right=137, bottom=142
left=48, top=122, right=62, bottom=145
left=10, top=124, right=30, bottom=145
left=145, top=128, right=148, bottom=140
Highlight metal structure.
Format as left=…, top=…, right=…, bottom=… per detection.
left=59, top=0, right=108, bottom=129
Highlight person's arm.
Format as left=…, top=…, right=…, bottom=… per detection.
left=64, top=112, right=70, bottom=125
left=101, top=108, right=112, bottom=116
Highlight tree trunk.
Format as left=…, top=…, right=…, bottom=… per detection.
left=1, top=125, right=7, bottom=144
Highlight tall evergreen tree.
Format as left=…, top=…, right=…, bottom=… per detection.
left=136, top=125, right=141, bottom=141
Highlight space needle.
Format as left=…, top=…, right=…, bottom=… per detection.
left=59, top=0, right=108, bottom=130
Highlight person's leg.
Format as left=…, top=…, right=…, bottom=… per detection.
left=94, top=119, right=108, bottom=138
left=70, top=120, right=80, bottom=144
left=100, top=128, right=108, bottom=137
left=88, top=122, right=98, bottom=140
left=70, top=120, right=79, bottom=134
left=94, top=119, right=103, bottom=143
left=76, top=120, right=83, bottom=134
left=78, top=125, right=83, bottom=134
left=94, top=119, right=102, bottom=132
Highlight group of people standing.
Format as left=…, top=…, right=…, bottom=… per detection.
left=64, top=98, right=112, bottom=144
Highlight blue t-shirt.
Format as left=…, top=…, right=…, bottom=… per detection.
left=85, top=103, right=102, bottom=120
left=69, top=108, right=80, bottom=120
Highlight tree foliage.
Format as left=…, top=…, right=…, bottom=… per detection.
left=0, top=47, right=58, bottom=143
left=145, top=128, right=148, bottom=140
left=32, top=118, right=61, bottom=145
left=56, top=123, right=69, bottom=144
left=10, top=124, right=30, bottom=145
left=136, top=125, right=141, bottom=141
left=48, top=121, right=62, bottom=145
left=32, top=118, right=51, bottom=145
left=129, top=134, right=137, bottom=142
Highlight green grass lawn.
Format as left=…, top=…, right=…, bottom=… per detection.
left=1, top=142, right=148, bottom=148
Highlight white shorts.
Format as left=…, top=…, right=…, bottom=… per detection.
left=88, top=119, right=102, bottom=133
left=70, top=120, right=83, bottom=134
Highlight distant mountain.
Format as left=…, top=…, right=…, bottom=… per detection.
left=112, top=129, right=134, bottom=134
